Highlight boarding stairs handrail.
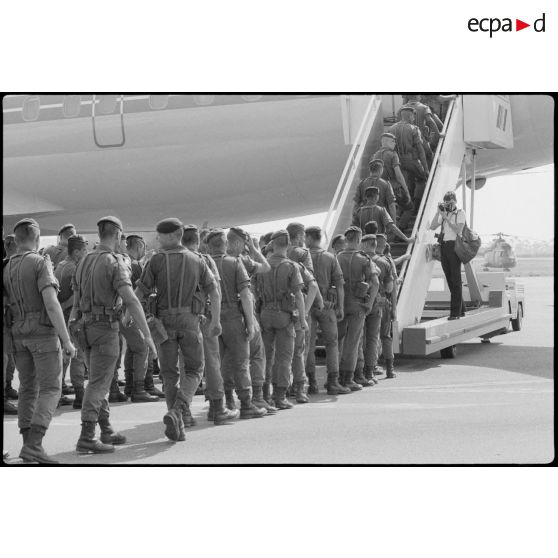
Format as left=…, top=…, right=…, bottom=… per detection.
left=322, top=95, right=382, bottom=244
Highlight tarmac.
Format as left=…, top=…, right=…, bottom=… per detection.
left=3, top=275, right=554, bottom=465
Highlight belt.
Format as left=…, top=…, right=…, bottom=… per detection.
left=12, top=311, right=41, bottom=322
left=158, top=308, right=193, bottom=316
left=83, top=313, right=116, bottom=322
left=221, top=302, right=240, bottom=308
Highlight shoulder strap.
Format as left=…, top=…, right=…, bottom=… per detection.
left=348, top=251, right=356, bottom=285
left=273, top=259, right=291, bottom=306
left=6, top=253, right=32, bottom=318
left=214, top=255, right=232, bottom=305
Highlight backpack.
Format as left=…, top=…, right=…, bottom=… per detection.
left=454, top=222, right=482, bottom=264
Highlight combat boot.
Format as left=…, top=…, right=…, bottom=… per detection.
left=225, top=389, right=236, bottom=411
left=373, top=365, right=384, bottom=377
left=208, top=398, right=239, bottom=424
left=325, top=373, right=351, bottom=395
left=19, top=424, right=58, bottom=464
left=5, top=380, right=18, bottom=400
left=72, top=387, right=84, bottom=409
left=144, top=365, right=165, bottom=398
left=207, top=398, right=240, bottom=426
left=124, top=370, right=134, bottom=397
left=163, top=401, right=186, bottom=441
left=4, top=398, right=18, bottom=415
left=354, top=368, right=373, bottom=387
left=262, top=382, right=273, bottom=404
left=62, top=382, right=75, bottom=395
left=343, top=371, right=363, bottom=391
left=76, top=421, right=115, bottom=454
left=385, top=359, right=396, bottom=379
left=273, top=387, right=294, bottom=410
left=57, top=395, right=73, bottom=407
left=181, top=402, right=197, bottom=428
left=295, top=382, right=309, bottom=403
left=20, top=427, right=30, bottom=445
left=252, top=385, right=277, bottom=414
left=306, top=371, right=319, bottom=394
left=108, top=377, right=127, bottom=403
left=98, top=416, right=126, bottom=445
left=239, top=393, right=267, bottom=419
left=131, top=381, right=159, bottom=403
left=364, top=366, right=378, bottom=385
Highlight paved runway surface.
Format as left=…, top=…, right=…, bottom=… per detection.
left=3, top=276, right=554, bottom=464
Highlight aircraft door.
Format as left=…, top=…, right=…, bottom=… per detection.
left=91, top=94, right=126, bottom=148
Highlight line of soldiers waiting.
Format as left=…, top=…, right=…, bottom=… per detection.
left=3, top=94, right=452, bottom=463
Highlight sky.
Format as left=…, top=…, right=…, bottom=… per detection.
left=240, top=164, right=555, bottom=242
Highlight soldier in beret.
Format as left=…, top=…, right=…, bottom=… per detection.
left=54, top=234, right=89, bottom=408
left=353, top=159, right=397, bottom=223
left=331, top=234, right=347, bottom=255
left=42, top=223, right=77, bottom=269
left=135, top=218, right=221, bottom=441
left=3, top=218, right=76, bottom=463
left=206, top=229, right=267, bottom=419
left=71, top=216, right=156, bottom=453
left=336, top=226, right=379, bottom=391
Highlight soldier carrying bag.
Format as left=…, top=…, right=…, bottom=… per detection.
left=348, top=252, right=370, bottom=301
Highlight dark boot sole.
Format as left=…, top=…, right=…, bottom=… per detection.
left=100, top=435, right=126, bottom=445
left=19, top=451, right=59, bottom=464
left=163, top=414, right=180, bottom=441
left=76, top=443, right=115, bottom=454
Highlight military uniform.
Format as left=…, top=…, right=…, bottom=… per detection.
left=137, top=218, right=217, bottom=438
left=353, top=201, right=393, bottom=234
left=54, top=237, right=87, bottom=408
left=388, top=108, right=429, bottom=212
left=337, top=228, right=379, bottom=390
left=3, top=218, right=63, bottom=462
left=256, top=231, right=303, bottom=409
left=353, top=175, right=396, bottom=220
left=305, top=233, right=350, bottom=395
left=73, top=217, right=131, bottom=452
left=42, top=223, right=76, bottom=269
left=209, top=229, right=266, bottom=419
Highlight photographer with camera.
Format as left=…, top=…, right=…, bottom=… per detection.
left=430, top=191, right=466, bottom=320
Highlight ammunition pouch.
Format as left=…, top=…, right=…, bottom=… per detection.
left=146, top=314, right=169, bottom=345
left=351, top=281, right=370, bottom=300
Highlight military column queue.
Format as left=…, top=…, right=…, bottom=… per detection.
left=3, top=94, right=453, bottom=463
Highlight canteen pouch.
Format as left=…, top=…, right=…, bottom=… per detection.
left=280, top=292, right=296, bottom=314
left=352, top=281, right=369, bottom=300
left=191, top=291, right=205, bottom=315
left=146, top=314, right=169, bottom=345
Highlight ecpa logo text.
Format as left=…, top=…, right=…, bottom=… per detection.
left=468, top=13, right=546, bottom=37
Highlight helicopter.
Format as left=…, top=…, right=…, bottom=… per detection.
left=482, top=233, right=517, bottom=271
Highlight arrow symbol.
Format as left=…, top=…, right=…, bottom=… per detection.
left=516, top=19, right=530, bottom=31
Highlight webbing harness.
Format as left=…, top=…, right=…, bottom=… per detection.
left=5, top=252, right=33, bottom=321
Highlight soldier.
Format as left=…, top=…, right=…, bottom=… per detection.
left=116, top=234, right=159, bottom=404
left=331, top=234, right=347, bottom=255
left=304, top=226, right=350, bottom=395
left=388, top=106, right=430, bottom=213
left=135, top=218, right=221, bottom=441
left=353, top=160, right=397, bottom=223
left=285, top=222, right=321, bottom=403
left=226, top=227, right=277, bottom=414
left=71, top=216, right=156, bottom=453
left=42, top=223, right=77, bottom=269
left=255, top=230, right=307, bottom=410
left=3, top=234, right=19, bottom=410
left=337, top=226, right=380, bottom=390
left=206, top=229, right=267, bottom=419
left=360, top=233, right=395, bottom=381
left=54, top=234, right=89, bottom=409
left=182, top=225, right=239, bottom=425
left=374, top=234, right=398, bottom=379
left=353, top=186, right=415, bottom=244
left=3, top=218, right=76, bottom=463
left=372, top=132, right=414, bottom=228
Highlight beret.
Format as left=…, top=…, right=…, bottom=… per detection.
left=58, top=223, right=76, bottom=235
left=344, top=225, right=362, bottom=235
left=271, top=229, right=289, bottom=241
left=126, top=234, right=144, bottom=242
left=228, top=226, right=248, bottom=240
left=97, top=216, right=123, bottom=231
left=331, top=234, right=345, bottom=245
left=206, top=228, right=226, bottom=244
left=368, top=158, right=384, bottom=166
left=400, top=105, right=416, bottom=113
left=286, top=222, right=305, bottom=236
left=260, top=232, right=273, bottom=244
left=155, top=217, right=183, bottom=234
left=14, top=218, right=40, bottom=232
left=375, top=233, right=387, bottom=240
left=183, top=224, right=198, bottom=233
left=365, top=186, right=380, bottom=194
left=305, top=225, right=322, bottom=234
left=67, top=235, right=88, bottom=251
left=361, top=234, right=377, bottom=242
left=381, top=132, right=396, bottom=140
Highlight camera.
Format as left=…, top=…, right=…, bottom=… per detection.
left=438, top=202, right=446, bottom=212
